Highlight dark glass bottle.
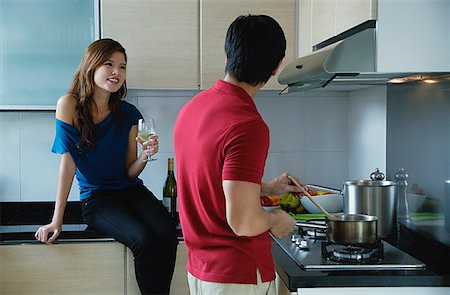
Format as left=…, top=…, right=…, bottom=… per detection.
left=163, top=158, right=178, bottom=224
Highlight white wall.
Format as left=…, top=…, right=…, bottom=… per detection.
left=0, top=88, right=359, bottom=202
left=348, top=85, right=387, bottom=180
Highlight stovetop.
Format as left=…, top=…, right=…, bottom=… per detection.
left=272, top=225, right=426, bottom=271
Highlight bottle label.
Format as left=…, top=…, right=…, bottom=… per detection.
left=162, top=197, right=171, bottom=212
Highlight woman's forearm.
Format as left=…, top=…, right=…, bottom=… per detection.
left=52, top=153, right=76, bottom=225
left=127, top=154, right=147, bottom=179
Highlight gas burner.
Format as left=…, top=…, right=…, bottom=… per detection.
left=321, top=241, right=384, bottom=263
left=333, top=246, right=377, bottom=260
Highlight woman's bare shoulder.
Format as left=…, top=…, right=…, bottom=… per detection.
left=55, top=94, right=77, bottom=126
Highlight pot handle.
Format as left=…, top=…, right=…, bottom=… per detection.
left=296, top=222, right=327, bottom=229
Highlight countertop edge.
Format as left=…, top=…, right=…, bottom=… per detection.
left=272, top=241, right=450, bottom=291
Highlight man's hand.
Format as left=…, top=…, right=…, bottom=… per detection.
left=261, top=172, right=307, bottom=196
left=268, top=209, right=296, bottom=238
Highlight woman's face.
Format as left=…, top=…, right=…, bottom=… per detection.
left=93, top=51, right=126, bottom=95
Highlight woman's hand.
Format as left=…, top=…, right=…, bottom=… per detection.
left=35, top=222, right=62, bottom=244
left=135, top=135, right=159, bottom=158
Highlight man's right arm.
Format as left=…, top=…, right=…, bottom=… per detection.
left=223, top=180, right=295, bottom=238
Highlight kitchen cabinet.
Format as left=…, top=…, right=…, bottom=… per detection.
left=298, top=0, right=377, bottom=57
left=0, top=239, right=189, bottom=295
left=201, top=0, right=296, bottom=90
left=127, top=241, right=189, bottom=295
left=0, top=241, right=125, bottom=294
left=101, top=0, right=295, bottom=90
left=101, top=0, right=199, bottom=89
left=276, top=272, right=294, bottom=294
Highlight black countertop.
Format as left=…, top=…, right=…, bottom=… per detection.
left=0, top=229, right=184, bottom=245
left=272, top=240, right=450, bottom=291
left=0, top=228, right=115, bottom=245
left=272, top=221, right=450, bottom=292
left=2, top=201, right=449, bottom=290
left=0, top=201, right=183, bottom=244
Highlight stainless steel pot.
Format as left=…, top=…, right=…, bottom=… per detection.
left=297, top=213, right=378, bottom=244
left=343, top=179, right=397, bottom=238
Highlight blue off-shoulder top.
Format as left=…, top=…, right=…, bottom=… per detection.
left=51, top=101, right=143, bottom=200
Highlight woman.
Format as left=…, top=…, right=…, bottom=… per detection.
left=35, top=38, right=178, bottom=294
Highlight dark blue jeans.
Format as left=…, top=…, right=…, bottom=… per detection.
left=81, top=185, right=178, bottom=295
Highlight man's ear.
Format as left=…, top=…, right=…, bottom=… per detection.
left=272, top=58, right=284, bottom=76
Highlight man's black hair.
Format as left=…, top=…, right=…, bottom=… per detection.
left=224, top=14, right=286, bottom=86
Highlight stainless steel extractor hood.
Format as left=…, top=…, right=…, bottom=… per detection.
left=278, top=20, right=450, bottom=93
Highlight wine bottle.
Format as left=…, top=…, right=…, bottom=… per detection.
left=163, top=158, right=178, bottom=224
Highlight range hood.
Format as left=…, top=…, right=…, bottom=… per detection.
left=278, top=19, right=450, bottom=93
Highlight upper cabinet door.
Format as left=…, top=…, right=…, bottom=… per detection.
left=101, top=0, right=199, bottom=89
left=336, top=0, right=377, bottom=35
left=310, top=0, right=336, bottom=47
left=299, top=0, right=377, bottom=57
left=200, top=0, right=296, bottom=90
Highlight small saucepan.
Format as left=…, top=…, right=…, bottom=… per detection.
left=288, top=176, right=378, bottom=244
left=296, top=213, right=379, bottom=244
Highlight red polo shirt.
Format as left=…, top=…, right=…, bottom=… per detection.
left=174, top=80, right=273, bottom=284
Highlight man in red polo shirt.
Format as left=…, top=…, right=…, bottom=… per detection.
left=174, top=14, right=307, bottom=294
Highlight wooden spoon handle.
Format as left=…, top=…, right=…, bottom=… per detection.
left=287, top=176, right=338, bottom=221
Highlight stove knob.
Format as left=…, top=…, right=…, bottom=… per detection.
left=294, top=238, right=309, bottom=250
left=291, top=234, right=301, bottom=242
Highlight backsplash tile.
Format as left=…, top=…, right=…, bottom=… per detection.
left=139, top=152, right=175, bottom=200
left=256, top=93, right=308, bottom=152
left=1, top=88, right=362, bottom=202
left=305, top=94, right=348, bottom=152
left=264, top=152, right=307, bottom=181
left=20, top=153, right=59, bottom=201
left=348, top=86, right=387, bottom=179
left=303, top=151, right=348, bottom=189
left=0, top=154, right=21, bottom=201
left=0, top=112, right=20, bottom=154
left=20, top=112, right=55, bottom=156
left=137, top=92, right=192, bottom=153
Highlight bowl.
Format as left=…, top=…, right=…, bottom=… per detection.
left=300, top=194, right=343, bottom=214
left=263, top=206, right=281, bottom=212
left=406, top=193, right=426, bottom=213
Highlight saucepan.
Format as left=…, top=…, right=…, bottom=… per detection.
left=288, top=176, right=379, bottom=244
left=296, top=214, right=378, bottom=244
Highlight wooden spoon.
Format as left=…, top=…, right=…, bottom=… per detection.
left=287, top=176, right=339, bottom=221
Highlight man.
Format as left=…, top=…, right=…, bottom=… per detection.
left=174, top=14, right=306, bottom=294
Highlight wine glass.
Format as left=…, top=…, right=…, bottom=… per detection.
left=138, top=118, right=157, bottom=162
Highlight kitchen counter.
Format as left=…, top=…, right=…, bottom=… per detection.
left=385, top=222, right=450, bottom=276
left=0, top=201, right=183, bottom=245
left=0, top=228, right=114, bottom=245
left=0, top=227, right=183, bottom=245
left=272, top=240, right=450, bottom=292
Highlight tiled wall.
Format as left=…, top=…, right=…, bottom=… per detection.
left=348, top=86, right=387, bottom=181
left=1, top=87, right=387, bottom=202
left=257, top=90, right=349, bottom=188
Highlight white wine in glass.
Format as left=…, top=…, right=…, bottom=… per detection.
left=138, top=118, right=157, bottom=162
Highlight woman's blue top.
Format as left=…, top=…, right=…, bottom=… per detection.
left=51, top=101, right=143, bottom=200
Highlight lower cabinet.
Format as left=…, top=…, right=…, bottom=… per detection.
left=126, top=241, right=189, bottom=295
left=1, top=241, right=284, bottom=295
left=276, top=272, right=295, bottom=294
left=0, top=241, right=125, bottom=294
left=1, top=240, right=189, bottom=295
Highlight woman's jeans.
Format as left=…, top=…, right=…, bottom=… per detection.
left=81, top=185, right=178, bottom=294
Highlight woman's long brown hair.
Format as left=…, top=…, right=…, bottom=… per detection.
left=68, top=38, right=127, bottom=151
